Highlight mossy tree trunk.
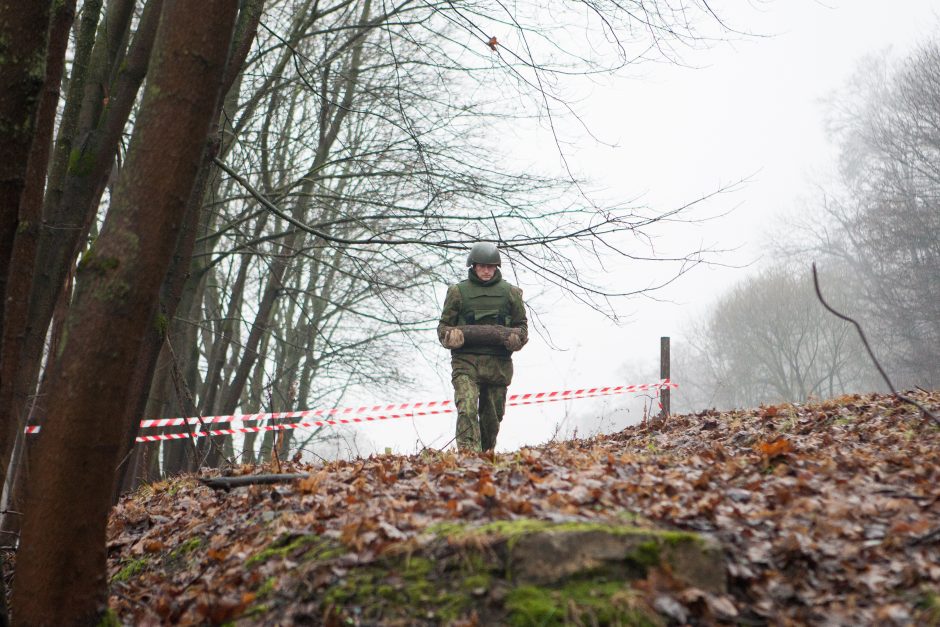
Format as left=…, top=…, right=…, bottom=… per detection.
left=0, top=0, right=75, bottom=546
left=11, top=2, right=239, bottom=624
left=10, top=0, right=153, bottom=427
left=0, top=0, right=54, bottom=323
left=110, top=0, right=264, bottom=489
left=0, top=4, right=57, bottom=551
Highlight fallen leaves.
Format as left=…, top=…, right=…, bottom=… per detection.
left=756, top=436, right=792, bottom=459
left=101, top=389, right=940, bottom=625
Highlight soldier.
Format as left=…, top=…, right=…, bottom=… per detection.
left=438, top=242, right=528, bottom=452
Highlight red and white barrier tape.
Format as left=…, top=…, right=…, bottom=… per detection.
left=135, top=380, right=675, bottom=428
left=24, top=379, right=676, bottom=442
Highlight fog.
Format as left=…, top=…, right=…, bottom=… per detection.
left=291, top=1, right=940, bottom=459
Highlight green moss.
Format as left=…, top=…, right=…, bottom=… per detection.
left=322, top=551, right=475, bottom=624
left=67, top=147, right=96, bottom=177
left=462, top=573, right=492, bottom=591
left=241, top=578, right=281, bottom=621
left=505, top=579, right=658, bottom=627
left=916, top=588, right=940, bottom=626
left=77, top=246, right=120, bottom=276
left=95, top=277, right=131, bottom=302
left=311, top=518, right=712, bottom=625
left=112, top=556, right=151, bottom=583
left=402, top=555, right=432, bottom=577
left=172, top=536, right=204, bottom=557
left=426, top=520, right=466, bottom=537
left=154, top=312, right=169, bottom=338
left=631, top=540, right=661, bottom=568
left=430, top=518, right=700, bottom=548
left=255, top=577, right=277, bottom=598
left=160, top=535, right=204, bottom=572
left=246, top=534, right=338, bottom=566
left=96, top=608, right=121, bottom=627
left=241, top=603, right=271, bottom=619
left=614, top=510, right=643, bottom=523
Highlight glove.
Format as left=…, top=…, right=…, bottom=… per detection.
left=503, top=330, right=523, bottom=352
left=442, top=327, right=465, bottom=349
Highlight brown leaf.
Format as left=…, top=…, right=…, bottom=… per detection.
left=143, top=540, right=165, bottom=553
left=756, top=438, right=792, bottom=458
left=298, top=470, right=328, bottom=494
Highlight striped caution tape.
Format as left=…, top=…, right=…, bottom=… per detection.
left=24, top=379, right=677, bottom=442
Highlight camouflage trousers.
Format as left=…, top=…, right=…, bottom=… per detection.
left=451, top=353, right=514, bottom=452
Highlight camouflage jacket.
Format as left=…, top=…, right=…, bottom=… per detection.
left=437, top=268, right=528, bottom=357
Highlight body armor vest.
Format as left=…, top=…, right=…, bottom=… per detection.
left=455, top=278, right=513, bottom=357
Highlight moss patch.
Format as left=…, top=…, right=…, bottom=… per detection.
left=916, top=587, right=940, bottom=626
left=429, top=518, right=702, bottom=554
left=505, top=579, right=660, bottom=627
left=161, top=535, right=204, bottom=573
left=172, top=535, right=204, bottom=557
left=321, top=552, right=475, bottom=624
left=302, top=519, right=720, bottom=625
left=112, top=556, right=151, bottom=583
left=67, top=147, right=96, bottom=177
left=246, top=533, right=343, bottom=567
left=96, top=608, right=121, bottom=627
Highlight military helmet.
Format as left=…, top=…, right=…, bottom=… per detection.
left=466, top=242, right=501, bottom=267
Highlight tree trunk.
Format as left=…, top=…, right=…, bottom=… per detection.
left=162, top=281, right=204, bottom=476
left=109, top=0, right=264, bottom=487
left=0, top=0, right=54, bottom=318
left=12, top=3, right=238, bottom=624
left=240, top=335, right=268, bottom=465
left=19, top=0, right=155, bottom=378
left=2, top=0, right=156, bottom=495
left=0, top=3, right=56, bottom=526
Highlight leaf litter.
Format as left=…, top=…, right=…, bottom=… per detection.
left=101, top=390, right=940, bottom=625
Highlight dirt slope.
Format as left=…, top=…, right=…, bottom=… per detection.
left=104, top=390, right=940, bottom=625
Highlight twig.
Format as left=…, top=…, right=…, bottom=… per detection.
left=908, top=526, right=940, bottom=547
left=422, top=423, right=473, bottom=454
left=198, top=473, right=309, bottom=490
left=272, top=431, right=284, bottom=474
left=812, top=263, right=939, bottom=425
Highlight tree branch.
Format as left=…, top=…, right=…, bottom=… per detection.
left=812, top=262, right=938, bottom=425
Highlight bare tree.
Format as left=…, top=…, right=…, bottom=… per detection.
left=165, top=0, right=735, bottom=444
left=671, top=265, right=877, bottom=412
left=812, top=41, right=940, bottom=388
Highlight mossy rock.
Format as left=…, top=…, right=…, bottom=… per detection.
left=506, top=526, right=725, bottom=593
left=275, top=519, right=725, bottom=626
left=434, top=518, right=725, bottom=593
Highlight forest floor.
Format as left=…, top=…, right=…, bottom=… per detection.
left=100, top=389, right=940, bottom=625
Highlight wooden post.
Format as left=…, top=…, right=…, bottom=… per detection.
left=660, top=336, right=670, bottom=419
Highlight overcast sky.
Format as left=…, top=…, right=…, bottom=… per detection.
left=312, top=0, right=940, bottom=458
